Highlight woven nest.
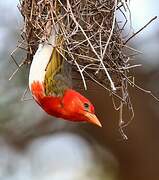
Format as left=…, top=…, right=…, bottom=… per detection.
left=16, top=0, right=148, bottom=138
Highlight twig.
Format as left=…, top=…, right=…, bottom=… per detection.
left=124, top=16, right=157, bottom=44
left=67, top=0, right=117, bottom=91
left=9, top=60, right=25, bottom=80
left=21, top=86, right=33, bottom=101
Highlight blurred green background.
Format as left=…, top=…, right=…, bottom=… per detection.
left=0, top=0, right=159, bottom=180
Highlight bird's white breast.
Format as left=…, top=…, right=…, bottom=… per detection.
left=29, top=26, right=58, bottom=90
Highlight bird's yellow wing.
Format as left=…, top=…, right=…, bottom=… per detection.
left=44, top=43, right=71, bottom=97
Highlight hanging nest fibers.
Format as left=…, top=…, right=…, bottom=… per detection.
left=11, top=0, right=158, bottom=139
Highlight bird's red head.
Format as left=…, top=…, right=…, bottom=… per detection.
left=61, top=89, right=102, bottom=127
left=31, top=82, right=101, bottom=127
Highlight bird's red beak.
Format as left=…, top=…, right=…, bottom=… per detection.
left=84, top=112, right=102, bottom=127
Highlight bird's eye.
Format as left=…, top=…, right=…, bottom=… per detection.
left=84, top=102, right=90, bottom=111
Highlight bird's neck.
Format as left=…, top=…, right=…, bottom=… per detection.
left=37, top=88, right=80, bottom=121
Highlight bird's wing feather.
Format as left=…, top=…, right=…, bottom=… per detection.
left=44, top=43, right=72, bottom=97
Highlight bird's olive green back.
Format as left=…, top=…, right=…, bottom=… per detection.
left=44, top=43, right=71, bottom=97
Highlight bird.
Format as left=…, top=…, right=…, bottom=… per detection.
left=29, top=25, right=102, bottom=127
